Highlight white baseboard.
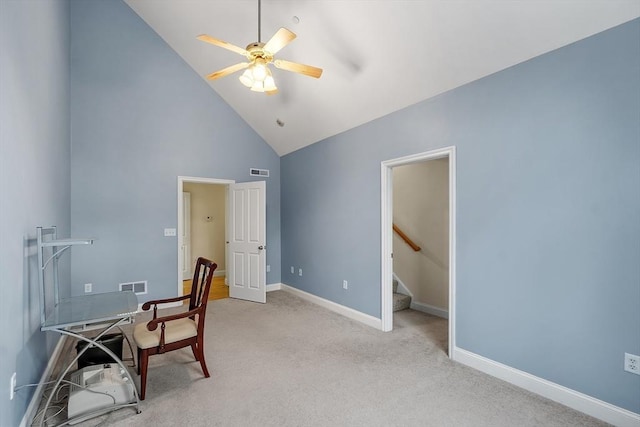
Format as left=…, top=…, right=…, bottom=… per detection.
left=266, top=283, right=282, bottom=292
left=20, top=335, right=68, bottom=427
left=453, top=347, right=640, bottom=427
left=214, top=269, right=225, bottom=277
left=279, top=284, right=382, bottom=330
left=410, top=300, right=448, bottom=319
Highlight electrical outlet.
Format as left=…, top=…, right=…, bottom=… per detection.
left=290, top=266, right=294, bottom=274
left=624, top=353, right=640, bottom=375
left=343, top=280, right=348, bottom=290
left=266, top=265, right=270, bottom=273
left=298, top=268, right=302, bottom=277
left=10, top=372, right=16, bottom=400
left=84, top=283, right=92, bottom=293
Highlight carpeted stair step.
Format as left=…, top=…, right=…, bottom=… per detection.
left=392, top=278, right=411, bottom=311
left=393, top=292, right=411, bottom=312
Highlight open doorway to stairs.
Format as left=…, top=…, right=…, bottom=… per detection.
left=381, top=147, right=456, bottom=358
left=177, top=177, right=233, bottom=301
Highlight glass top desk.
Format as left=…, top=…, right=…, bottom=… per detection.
left=40, top=291, right=141, bottom=426
left=41, top=291, right=138, bottom=332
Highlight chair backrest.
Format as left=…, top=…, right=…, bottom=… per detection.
left=189, top=257, right=217, bottom=323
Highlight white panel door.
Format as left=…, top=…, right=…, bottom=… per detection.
left=228, top=181, right=266, bottom=303
left=181, top=192, right=191, bottom=280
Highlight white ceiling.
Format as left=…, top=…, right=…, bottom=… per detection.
left=124, top=0, right=639, bottom=156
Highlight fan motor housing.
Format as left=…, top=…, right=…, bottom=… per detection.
left=246, top=42, right=273, bottom=61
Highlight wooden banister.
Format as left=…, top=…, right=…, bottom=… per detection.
left=393, top=224, right=421, bottom=252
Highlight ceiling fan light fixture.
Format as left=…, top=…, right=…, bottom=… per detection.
left=239, top=69, right=253, bottom=87
left=251, top=59, right=268, bottom=82
left=264, top=75, right=277, bottom=91
left=241, top=61, right=277, bottom=93
left=250, top=81, right=265, bottom=92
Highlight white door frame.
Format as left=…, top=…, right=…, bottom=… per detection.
left=380, top=146, right=456, bottom=359
left=182, top=191, right=192, bottom=280
left=177, top=176, right=234, bottom=296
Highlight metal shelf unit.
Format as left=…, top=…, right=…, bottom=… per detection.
left=37, top=226, right=94, bottom=326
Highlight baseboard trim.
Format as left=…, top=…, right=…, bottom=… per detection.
left=410, top=300, right=448, bottom=319
left=279, top=284, right=382, bottom=330
left=453, top=347, right=640, bottom=427
left=266, top=283, right=282, bottom=292
left=20, top=335, right=68, bottom=427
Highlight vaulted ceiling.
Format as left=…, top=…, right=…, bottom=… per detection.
left=124, top=0, right=639, bottom=156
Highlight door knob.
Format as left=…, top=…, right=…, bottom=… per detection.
left=258, top=245, right=266, bottom=250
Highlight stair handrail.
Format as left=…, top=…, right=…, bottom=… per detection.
left=393, top=223, right=421, bottom=252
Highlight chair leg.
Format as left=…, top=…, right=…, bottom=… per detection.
left=139, top=349, right=149, bottom=400
left=190, top=342, right=200, bottom=361
left=195, top=342, right=210, bottom=378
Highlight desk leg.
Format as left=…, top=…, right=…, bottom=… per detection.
left=39, top=318, right=141, bottom=427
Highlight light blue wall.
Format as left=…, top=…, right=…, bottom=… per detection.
left=281, top=19, right=640, bottom=413
left=0, top=1, right=71, bottom=425
left=69, top=0, right=281, bottom=299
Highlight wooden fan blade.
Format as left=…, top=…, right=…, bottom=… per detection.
left=266, top=88, right=279, bottom=95
left=273, top=59, right=323, bottom=79
left=197, top=34, right=248, bottom=56
left=205, top=62, right=249, bottom=80
left=263, top=28, right=296, bottom=55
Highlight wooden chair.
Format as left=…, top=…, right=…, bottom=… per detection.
left=133, top=257, right=217, bottom=400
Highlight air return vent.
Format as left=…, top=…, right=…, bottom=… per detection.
left=249, top=168, right=269, bottom=177
left=119, top=280, right=147, bottom=295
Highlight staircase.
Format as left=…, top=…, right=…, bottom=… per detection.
left=393, top=278, right=411, bottom=312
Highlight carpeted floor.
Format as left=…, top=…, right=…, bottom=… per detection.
left=38, top=290, right=608, bottom=426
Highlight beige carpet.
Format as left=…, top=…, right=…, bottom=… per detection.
left=39, top=290, right=606, bottom=426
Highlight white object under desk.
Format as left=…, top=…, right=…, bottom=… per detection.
left=39, top=291, right=141, bottom=426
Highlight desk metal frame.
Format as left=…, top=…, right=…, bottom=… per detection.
left=37, top=227, right=141, bottom=426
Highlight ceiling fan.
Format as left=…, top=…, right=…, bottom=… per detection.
left=197, top=0, right=323, bottom=95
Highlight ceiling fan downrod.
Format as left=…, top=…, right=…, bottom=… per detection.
left=257, top=0, right=261, bottom=43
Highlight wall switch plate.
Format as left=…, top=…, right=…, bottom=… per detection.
left=624, top=353, right=640, bottom=375
left=10, top=372, right=16, bottom=400
left=266, top=265, right=271, bottom=273
left=84, top=283, right=92, bottom=293
left=343, top=280, right=348, bottom=290
left=298, top=268, right=302, bottom=276
left=290, top=266, right=294, bottom=274
left=164, top=228, right=176, bottom=237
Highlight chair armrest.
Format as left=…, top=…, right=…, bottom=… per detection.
left=146, top=307, right=200, bottom=331
left=141, top=294, right=190, bottom=311
left=147, top=308, right=200, bottom=331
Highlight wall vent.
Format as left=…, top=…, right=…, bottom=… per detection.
left=249, top=168, right=269, bottom=177
left=119, top=280, right=147, bottom=295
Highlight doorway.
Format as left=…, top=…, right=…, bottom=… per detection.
left=177, top=176, right=267, bottom=304
left=381, top=147, right=456, bottom=358
left=182, top=181, right=228, bottom=300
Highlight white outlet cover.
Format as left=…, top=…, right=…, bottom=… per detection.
left=298, top=268, right=302, bottom=276
left=624, top=353, right=640, bottom=375
left=164, top=228, right=176, bottom=236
